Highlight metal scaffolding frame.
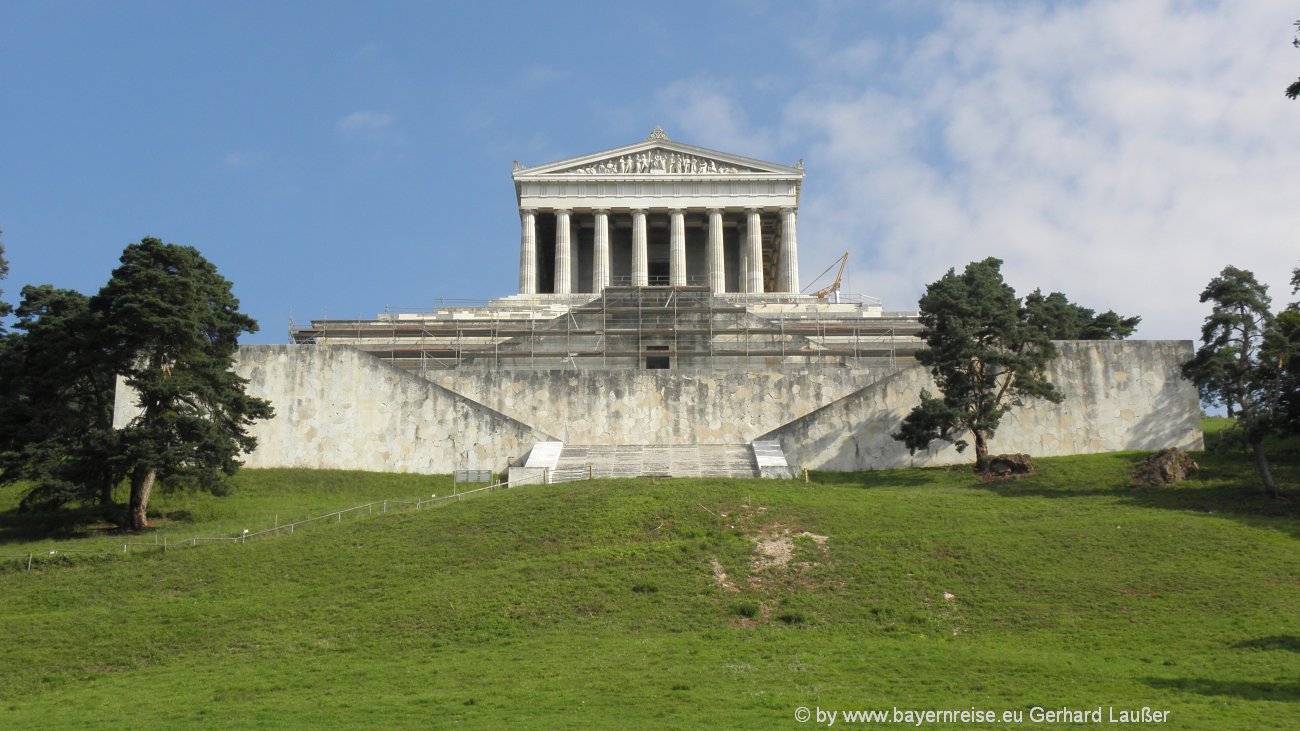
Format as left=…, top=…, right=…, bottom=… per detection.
left=290, top=286, right=921, bottom=374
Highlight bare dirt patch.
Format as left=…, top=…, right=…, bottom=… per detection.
left=752, top=529, right=828, bottom=571
left=710, top=557, right=738, bottom=592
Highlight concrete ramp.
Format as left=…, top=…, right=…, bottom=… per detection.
left=751, top=440, right=796, bottom=479
left=523, top=441, right=564, bottom=470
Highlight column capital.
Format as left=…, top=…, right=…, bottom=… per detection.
left=591, top=207, right=609, bottom=215
left=745, top=207, right=762, bottom=215
left=520, top=207, right=536, bottom=215
left=668, top=207, right=684, bottom=215
left=780, top=206, right=796, bottom=215
left=630, top=208, right=647, bottom=215
left=553, top=207, right=571, bottom=215
left=706, top=207, right=723, bottom=215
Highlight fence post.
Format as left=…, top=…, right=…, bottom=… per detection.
left=26, top=554, right=32, bottom=572
left=384, top=500, right=387, bottom=514
left=588, top=463, right=593, bottom=480
left=338, top=512, right=342, bottom=524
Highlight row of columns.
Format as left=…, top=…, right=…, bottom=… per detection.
left=518, top=207, right=799, bottom=295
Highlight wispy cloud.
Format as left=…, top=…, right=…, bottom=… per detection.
left=336, top=110, right=395, bottom=134
left=220, top=150, right=255, bottom=168
left=661, top=1, right=1300, bottom=339
left=657, top=77, right=779, bottom=159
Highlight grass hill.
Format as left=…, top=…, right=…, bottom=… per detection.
left=0, top=425, right=1297, bottom=729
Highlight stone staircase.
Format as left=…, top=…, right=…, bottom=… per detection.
left=549, top=444, right=761, bottom=483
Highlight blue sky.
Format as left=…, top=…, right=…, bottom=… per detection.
left=2, top=0, right=1297, bottom=343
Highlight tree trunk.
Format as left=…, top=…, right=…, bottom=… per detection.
left=129, top=467, right=156, bottom=531
left=973, top=430, right=989, bottom=471
left=97, top=476, right=123, bottom=528
left=1251, top=442, right=1280, bottom=499
left=98, top=476, right=114, bottom=508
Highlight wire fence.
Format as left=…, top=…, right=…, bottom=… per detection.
left=2, top=476, right=527, bottom=574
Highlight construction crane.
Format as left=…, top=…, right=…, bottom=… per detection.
left=801, top=252, right=849, bottom=300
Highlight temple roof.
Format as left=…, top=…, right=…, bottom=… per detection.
left=513, top=126, right=804, bottom=180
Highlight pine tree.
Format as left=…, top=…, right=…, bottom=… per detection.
left=1181, top=266, right=1287, bottom=497
left=0, top=226, right=11, bottom=325
left=1022, top=289, right=1140, bottom=340
left=0, top=285, right=123, bottom=514
left=893, top=258, right=1063, bottom=469
left=93, top=238, right=273, bottom=530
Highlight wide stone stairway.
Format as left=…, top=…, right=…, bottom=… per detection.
left=552, top=444, right=760, bottom=482
left=510, top=440, right=795, bottom=485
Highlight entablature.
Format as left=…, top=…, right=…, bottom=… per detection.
left=517, top=178, right=799, bottom=212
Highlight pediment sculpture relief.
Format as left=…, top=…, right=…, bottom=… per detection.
left=559, top=149, right=751, bottom=175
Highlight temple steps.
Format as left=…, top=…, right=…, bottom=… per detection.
left=551, top=444, right=757, bottom=482
left=509, top=440, right=797, bottom=485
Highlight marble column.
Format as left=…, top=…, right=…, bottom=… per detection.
left=779, top=207, right=799, bottom=294
left=631, top=209, right=648, bottom=286
left=739, top=216, right=750, bottom=292
left=593, top=209, right=610, bottom=294
left=745, top=208, right=764, bottom=294
left=707, top=208, right=725, bottom=293
left=518, top=208, right=536, bottom=295
left=669, top=208, right=686, bottom=286
left=554, top=208, right=571, bottom=295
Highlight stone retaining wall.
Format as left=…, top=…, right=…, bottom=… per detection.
left=112, top=340, right=1204, bottom=474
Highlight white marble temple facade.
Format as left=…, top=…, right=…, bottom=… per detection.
left=512, top=127, right=805, bottom=295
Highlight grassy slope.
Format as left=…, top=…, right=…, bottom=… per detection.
left=0, top=434, right=1297, bottom=729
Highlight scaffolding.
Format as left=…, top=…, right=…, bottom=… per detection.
left=289, top=286, right=923, bottom=375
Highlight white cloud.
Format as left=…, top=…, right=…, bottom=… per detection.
left=778, top=0, right=1300, bottom=339
left=336, top=110, right=395, bottom=134
left=656, top=78, right=780, bottom=159
left=221, top=151, right=254, bottom=168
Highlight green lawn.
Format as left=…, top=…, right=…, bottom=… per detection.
left=0, top=433, right=1297, bottom=729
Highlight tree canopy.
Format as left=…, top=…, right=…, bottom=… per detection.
left=1288, top=20, right=1300, bottom=99
left=0, top=238, right=273, bottom=530
left=892, top=257, right=1063, bottom=469
left=0, top=285, right=122, bottom=512
left=1181, top=265, right=1298, bottom=497
left=95, top=238, right=274, bottom=530
left=0, top=226, right=11, bottom=326
left=1022, top=289, right=1140, bottom=340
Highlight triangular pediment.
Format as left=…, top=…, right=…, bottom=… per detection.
left=514, top=128, right=803, bottom=179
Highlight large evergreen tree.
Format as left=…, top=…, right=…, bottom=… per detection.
left=95, top=238, right=273, bottom=530
left=1022, top=289, right=1140, bottom=340
left=0, top=226, right=11, bottom=326
left=1181, top=266, right=1291, bottom=497
left=892, top=258, right=1063, bottom=469
left=0, top=285, right=123, bottom=513
left=1288, top=20, right=1300, bottom=99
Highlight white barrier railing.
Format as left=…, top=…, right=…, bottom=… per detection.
left=5, top=476, right=536, bottom=572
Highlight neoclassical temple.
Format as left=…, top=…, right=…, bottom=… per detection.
left=248, top=127, right=1203, bottom=480
left=512, top=126, right=804, bottom=296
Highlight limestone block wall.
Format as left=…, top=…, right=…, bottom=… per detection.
left=114, top=345, right=555, bottom=474
left=762, top=340, right=1204, bottom=470
left=111, top=340, right=1203, bottom=474
left=434, top=369, right=878, bottom=445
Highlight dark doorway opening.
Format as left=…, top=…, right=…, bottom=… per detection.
left=648, top=261, right=669, bottom=286
left=645, top=345, right=670, bottom=370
